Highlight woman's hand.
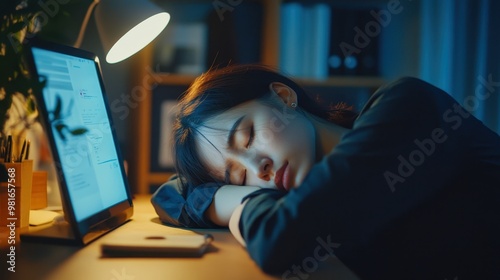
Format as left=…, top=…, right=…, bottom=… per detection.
left=205, top=185, right=261, bottom=226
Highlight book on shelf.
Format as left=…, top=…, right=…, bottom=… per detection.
left=280, top=2, right=303, bottom=77
left=329, top=7, right=380, bottom=77
left=206, top=1, right=263, bottom=68
left=279, top=3, right=381, bottom=79
left=280, top=3, right=331, bottom=79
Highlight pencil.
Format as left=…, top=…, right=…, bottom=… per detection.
left=5, top=135, right=12, bottom=162
left=19, top=139, right=27, bottom=162
left=25, top=140, right=31, bottom=160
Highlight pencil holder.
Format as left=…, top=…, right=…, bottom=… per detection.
left=31, top=171, right=48, bottom=210
left=0, top=160, right=33, bottom=231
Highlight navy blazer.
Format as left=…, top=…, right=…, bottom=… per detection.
left=238, top=77, right=500, bottom=279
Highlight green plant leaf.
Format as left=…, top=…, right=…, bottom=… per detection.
left=0, top=0, right=47, bottom=136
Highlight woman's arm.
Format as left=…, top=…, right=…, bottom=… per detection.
left=228, top=200, right=248, bottom=246
left=151, top=175, right=261, bottom=228
left=206, top=185, right=261, bottom=226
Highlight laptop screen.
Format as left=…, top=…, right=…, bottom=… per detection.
left=30, top=45, right=129, bottom=222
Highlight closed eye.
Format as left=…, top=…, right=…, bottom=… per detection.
left=246, top=125, right=255, bottom=148
left=241, top=125, right=254, bottom=185
left=241, top=169, right=247, bottom=186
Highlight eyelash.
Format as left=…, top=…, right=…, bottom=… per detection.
left=241, top=170, right=247, bottom=186
left=246, top=125, right=255, bottom=148
left=242, top=125, right=254, bottom=185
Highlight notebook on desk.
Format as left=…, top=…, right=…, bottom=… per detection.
left=21, top=39, right=134, bottom=245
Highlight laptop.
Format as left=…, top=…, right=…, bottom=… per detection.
left=21, top=39, right=134, bottom=245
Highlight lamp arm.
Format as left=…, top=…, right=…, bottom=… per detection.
left=73, top=0, right=100, bottom=48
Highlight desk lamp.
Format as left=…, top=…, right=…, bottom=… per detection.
left=73, top=0, right=170, bottom=63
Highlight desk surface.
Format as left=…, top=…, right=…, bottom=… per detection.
left=1, top=195, right=359, bottom=280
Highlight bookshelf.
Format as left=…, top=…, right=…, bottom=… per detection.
left=129, top=0, right=389, bottom=194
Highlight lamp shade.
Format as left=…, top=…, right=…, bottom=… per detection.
left=94, top=0, right=170, bottom=64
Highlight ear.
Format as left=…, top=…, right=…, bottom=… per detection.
left=269, top=82, right=298, bottom=108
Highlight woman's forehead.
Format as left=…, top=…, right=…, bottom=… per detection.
left=203, top=104, right=250, bottom=129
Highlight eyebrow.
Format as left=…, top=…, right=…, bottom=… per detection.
left=224, top=115, right=245, bottom=184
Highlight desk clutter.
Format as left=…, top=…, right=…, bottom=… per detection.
left=0, top=135, right=48, bottom=231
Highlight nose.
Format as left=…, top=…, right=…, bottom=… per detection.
left=244, top=155, right=273, bottom=182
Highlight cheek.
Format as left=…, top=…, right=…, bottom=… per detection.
left=255, top=115, right=315, bottom=155
left=254, top=128, right=277, bottom=148
left=285, top=120, right=315, bottom=154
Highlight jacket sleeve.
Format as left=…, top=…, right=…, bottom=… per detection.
left=238, top=77, right=496, bottom=275
left=151, top=175, right=222, bottom=228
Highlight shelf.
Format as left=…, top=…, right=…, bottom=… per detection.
left=152, top=73, right=386, bottom=89
left=295, top=76, right=386, bottom=88
left=152, top=73, right=197, bottom=86
left=146, top=172, right=175, bottom=193
left=149, top=172, right=174, bottom=185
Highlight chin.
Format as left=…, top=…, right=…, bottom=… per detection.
left=293, top=168, right=306, bottom=189
left=296, top=159, right=314, bottom=188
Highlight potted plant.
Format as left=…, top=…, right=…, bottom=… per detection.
left=0, top=0, right=45, bottom=158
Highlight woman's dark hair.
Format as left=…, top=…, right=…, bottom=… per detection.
left=173, top=64, right=357, bottom=191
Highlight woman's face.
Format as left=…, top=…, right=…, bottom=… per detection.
left=194, top=88, right=316, bottom=191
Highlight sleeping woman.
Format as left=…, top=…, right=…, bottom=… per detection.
left=151, top=64, right=500, bottom=279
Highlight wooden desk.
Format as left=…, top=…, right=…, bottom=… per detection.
left=1, top=195, right=359, bottom=280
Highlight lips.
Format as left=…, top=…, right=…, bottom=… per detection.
left=274, top=161, right=289, bottom=192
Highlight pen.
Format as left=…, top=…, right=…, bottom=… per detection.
left=25, top=140, right=31, bottom=160
left=5, top=135, right=12, bottom=162
left=19, top=139, right=27, bottom=162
